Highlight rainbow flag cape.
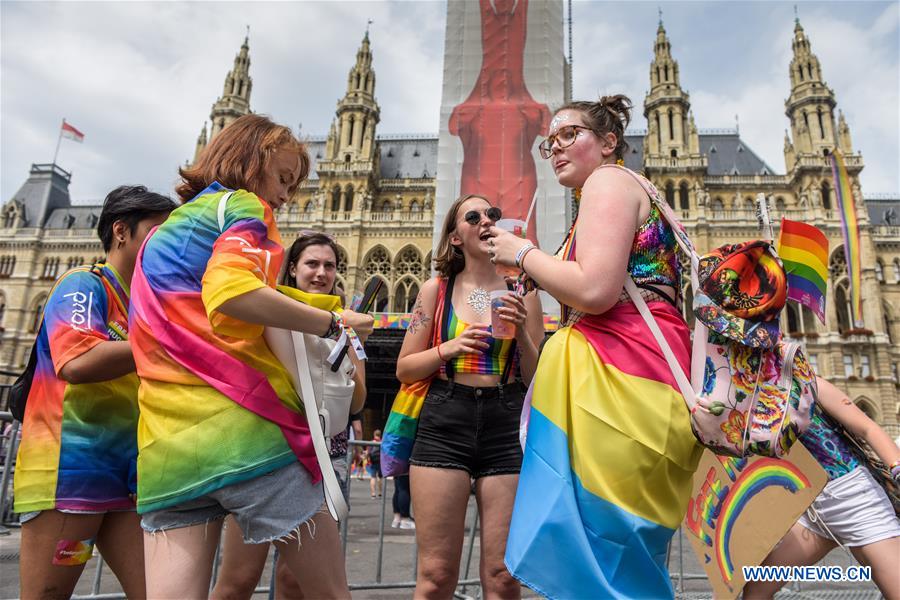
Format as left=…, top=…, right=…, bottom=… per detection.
left=830, top=150, right=863, bottom=327
left=380, top=278, right=449, bottom=477
left=776, top=219, right=828, bottom=324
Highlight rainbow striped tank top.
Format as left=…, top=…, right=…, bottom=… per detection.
left=443, top=302, right=514, bottom=376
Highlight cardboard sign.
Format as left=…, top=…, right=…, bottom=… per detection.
left=683, top=446, right=827, bottom=599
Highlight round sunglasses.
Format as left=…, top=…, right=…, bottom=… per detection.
left=463, top=207, right=502, bottom=225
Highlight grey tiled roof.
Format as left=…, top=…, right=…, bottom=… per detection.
left=623, top=132, right=774, bottom=175
left=6, top=164, right=73, bottom=227
left=306, top=131, right=772, bottom=180
left=377, top=135, right=438, bottom=180
left=865, top=195, right=900, bottom=225
left=45, top=206, right=102, bottom=229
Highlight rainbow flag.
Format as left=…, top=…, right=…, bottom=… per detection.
left=776, top=219, right=828, bottom=324
left=830, top=150, right=863, bottom=327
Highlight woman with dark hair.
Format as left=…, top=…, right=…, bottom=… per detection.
left=211, top=231, right=367, bottom=600
left=15, top=185, right=175, bottom=599
left=130, top=114, right=372, bottom=598
left=490, top=95, right=703, bottom=598
left=396, top=193, right=543, bottom=599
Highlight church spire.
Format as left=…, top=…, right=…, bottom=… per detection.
left=329, top=29, right=380, bottom=162
left=208, top=32, right=253, bottom=141
left=785, top=16, right=837, bottom=157
left=643, top=17, right=694, bottom=161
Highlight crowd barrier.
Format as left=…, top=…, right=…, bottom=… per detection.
left=0, top=409, right=884, bottom=599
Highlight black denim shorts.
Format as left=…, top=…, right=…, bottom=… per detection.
left=409, top=378, right=524, bottom=478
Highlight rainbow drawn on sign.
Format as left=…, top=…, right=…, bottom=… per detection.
left=714, top=458, right=811, bottom=585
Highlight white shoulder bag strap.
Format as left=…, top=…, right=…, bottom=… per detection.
left=217, top=191, right=235, bottom=231
left=292, top=332, right=350, bottom=522
left=218, top=190, right=348, bottom=522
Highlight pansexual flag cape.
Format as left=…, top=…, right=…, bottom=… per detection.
left=14, top=264, right=138, bottom=513
left=506, top=302, right=702, bottom=599
left=777, top=219, right=828, bottom=323
left=130, top=183, right=319, bottom=514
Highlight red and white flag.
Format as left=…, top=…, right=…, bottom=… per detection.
left=61, top=120, right=84, bottom=143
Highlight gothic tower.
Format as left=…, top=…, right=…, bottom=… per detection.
left=642, top=18, right=706, bottom=209
left=316, top=30, right=381, bottom=215
left=785, top=17, right=841, bottom=159
left=194, top=33, right=253, bottom=161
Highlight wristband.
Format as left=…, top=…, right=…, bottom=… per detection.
left=515, top=243, right=536, bottom=269
left=322, top=311, right=344, bottom=340
left=519, top=246, right=537, bottom=272
left=436, top=344, right=446, bottom=362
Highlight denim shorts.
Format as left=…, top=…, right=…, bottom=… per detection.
left=410, top=378, right=524, bottom=478
left=141, top=461, right=324, bottom=544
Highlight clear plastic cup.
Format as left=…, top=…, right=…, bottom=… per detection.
left=494, top=218, right=527, bottom=277
left=490, top=290, right=516, bottom=339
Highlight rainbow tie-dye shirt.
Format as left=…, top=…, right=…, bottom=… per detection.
left=130, top=183, right=318, bottom=514
left=14, top=264, right=138, bottom=513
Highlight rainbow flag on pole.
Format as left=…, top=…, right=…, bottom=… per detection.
left=776, top=219, right=828, bottom=324
left=830, top=150, right=863, bottom=327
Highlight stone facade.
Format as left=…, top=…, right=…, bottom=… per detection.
left=1, top=21, right=898, bottom=432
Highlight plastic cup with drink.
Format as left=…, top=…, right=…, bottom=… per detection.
left=490, top=290, right=516, bottom=339
left=494, top=218, right=527, bottom=277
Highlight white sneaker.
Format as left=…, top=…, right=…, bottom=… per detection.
left=391, top=516, right=401, bottom=528
left=399, top=518, right=416, bottom=530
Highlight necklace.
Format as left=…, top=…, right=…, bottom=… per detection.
left=466, top=286, right=490, bottom=315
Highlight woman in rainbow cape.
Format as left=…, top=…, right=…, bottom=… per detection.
left=211, top=232, right=368, bottom=600
left=489, top=95, right=703, bottom=598
left=15, top=185, right=175, bottom=599
left=129, top=114, right=372, bottom=598
left=745, top=377, right=900, bottom=599
left=389, top=193, right=544, bottom=598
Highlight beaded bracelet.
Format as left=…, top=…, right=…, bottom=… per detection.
left=515, top=243, right=536, bottom=269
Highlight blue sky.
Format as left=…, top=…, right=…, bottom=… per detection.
left=1, top=1, right=897, bottom=204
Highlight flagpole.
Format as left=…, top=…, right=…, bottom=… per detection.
left=52, top=118, right=65, bottom=166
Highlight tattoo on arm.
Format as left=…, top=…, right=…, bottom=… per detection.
left=407, top=296, right=432, bottom=335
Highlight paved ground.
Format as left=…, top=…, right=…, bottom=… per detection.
left=0, top=478, right=884, bottom=599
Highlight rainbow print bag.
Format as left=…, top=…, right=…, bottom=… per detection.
left=380, top=278, right=450, bottom=477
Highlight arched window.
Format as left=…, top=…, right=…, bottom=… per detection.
left=655, top=112, right=661, bottom=146
left=668, top=109, right=674, bottom=140
left=664, top=64, right=669, bottom=81
left=821, top=181, right=832, bottom=210
left=409, top=200, right=421, bottom=215
left=834, top=281, right=851, bottom=333
left=304, top=200, right=315, bottom=214
left=875, top=260, right=885, bottom=283
left=394, top=246, right=424, bottom=281
left=380, top=200, right=394, bottom=214
left=665, top=182, right=675, bottom=208
left=331, top=186, right=341, bottom=212
left=855, top=397, right=877, bottom=420
left=393, top=278, right=420, bottom=313
left=366, top=277, right=389, bottom=312
left=0, top=292, right=5, bottom=329
left=343, top=185, right=354, bottom=212
left=712, top=197, right=724, bottom=212
left=816, top=108, right=825, bottom=139
left=335, top=246, right=348, bottom=279
left=744, top=197, right=755, bottom=213
left=678, top=182, right=689, bottom=210
left=347, top=116, right=355, bottom=144
left=775, top=197, right=785, bottom=212
left=30, top=293, right=47, bottom=333
left=893, top=259, right=900, bottom=283
left=883, top=303, right=894, bottom=345
left=363, top=246, right=391, bottom=280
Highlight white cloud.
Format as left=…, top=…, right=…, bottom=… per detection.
left=1, top=0, right=896, bottom=204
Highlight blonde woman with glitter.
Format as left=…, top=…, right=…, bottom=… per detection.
left=396, top=193, right=543, bottom=598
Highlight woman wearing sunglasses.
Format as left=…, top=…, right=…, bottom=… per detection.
left=396, top=193, right=543, bottom=599
left=489, top=95, right=703, bottom=598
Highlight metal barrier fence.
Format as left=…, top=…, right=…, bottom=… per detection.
left=0, top=418, right=882, bottom=599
